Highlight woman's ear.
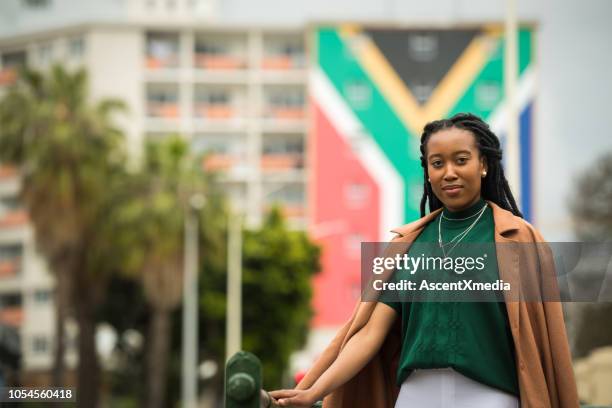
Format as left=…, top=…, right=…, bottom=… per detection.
left=481, top=156, right=488, bottom=174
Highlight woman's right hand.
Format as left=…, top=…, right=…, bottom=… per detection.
left=268, top=388, right=319, bottom=407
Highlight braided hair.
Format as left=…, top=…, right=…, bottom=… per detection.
left=419, top=112, right=523, bottom=218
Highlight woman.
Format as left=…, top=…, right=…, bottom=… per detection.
left=270, top=113, right=579, bottom=408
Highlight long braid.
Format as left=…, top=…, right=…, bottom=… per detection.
left=419, top=112, right=523, bottom=218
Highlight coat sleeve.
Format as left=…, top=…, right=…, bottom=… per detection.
left=295, top=300, right=361, bottom=391
left=528, top=225, right=580, bottom=408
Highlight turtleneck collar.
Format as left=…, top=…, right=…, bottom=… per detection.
left=441, top=196, right=487, bottom=220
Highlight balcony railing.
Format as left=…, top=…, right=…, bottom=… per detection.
left=0, top=307, right=23, bottom=327
left=194, top=104, right=237, bottom=119
left=194, top=54, right=246, bottom=70
left=202, top=154, right=241, bottom=172
left=0, top=258, right=21, bottom=278
left=146, top=56, right=179, bottom=70
left=263, top=203, right=304, bottom=219
left=0, top=68, right=17, bottom=86
left=147, top=102, right=180, bottom=118
left=0, top=210, right=28, bottom=228
left=265, top=107, right=305, bottom=120
left=261, top=56, right=297, bottom=70
left=0, top=165, right=17, bottom=179
left=260, top=153, right=303, bottom=171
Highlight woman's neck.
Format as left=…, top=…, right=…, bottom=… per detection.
left=442, top=197, right=486, bottom=220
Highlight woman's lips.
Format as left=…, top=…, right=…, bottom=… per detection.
left=443, top=186, right=462, bottom=196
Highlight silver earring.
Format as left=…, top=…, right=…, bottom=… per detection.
left=428, top=178, right=431, bottom=182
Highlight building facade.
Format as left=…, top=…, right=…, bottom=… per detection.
left=0, top=0, right=308, bottom=377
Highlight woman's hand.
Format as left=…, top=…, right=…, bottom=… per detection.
left=268, top=388, right=319, bottom=407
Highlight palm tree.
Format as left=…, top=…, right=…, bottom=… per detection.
left=106, top=135, right=210, bottom=408
left=0, top=65, right=126, bottom=407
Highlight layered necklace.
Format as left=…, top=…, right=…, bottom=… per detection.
left=438, top=203, right=488, bottom=259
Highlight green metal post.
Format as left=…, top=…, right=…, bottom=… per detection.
left=225, top=351, right=261, bottom=408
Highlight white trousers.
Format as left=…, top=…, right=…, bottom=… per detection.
left=395, top=368, right=520, bottom=408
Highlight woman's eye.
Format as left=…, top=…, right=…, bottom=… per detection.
left=432, top=161, right=442, bottom=168
left=457, top=157, right=467, bottom=164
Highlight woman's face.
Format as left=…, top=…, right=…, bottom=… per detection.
left=425, top=127, right=487, bottom=212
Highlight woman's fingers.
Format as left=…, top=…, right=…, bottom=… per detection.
left=268, top=389, right=298, bottom=399
left=268, top=389, right=312, bottom=407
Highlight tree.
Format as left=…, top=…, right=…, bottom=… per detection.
left=0, top=65, right=126, bottom=406
left=197, top=206, right=321, bottom=403
left=568, top=150, right=612, bottom=358
left=94, top=200, right=320, bottom=407
left=105, top=135, right=211, bottom=408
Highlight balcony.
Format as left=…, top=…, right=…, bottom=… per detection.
left=262, top=34, right=305, bottom=71
left=282, top=204, right=305, bottom=218
left=263, top=203, right=305, bottom=220
left=0, top=210, right=28, bottom=228
left=147, top=102, right=180, bottom=119
left=0, top=68, right=17, bottom=86
left=261, top=153, right=303, bottom=171
left=194, top=54, right=246, bottom=71
left=263, top=182, right=305, bottom=221
left=263, top=86, right=306, bottom=122
left=145, top=32, right=179, bottom=71
left=0, top=306, right=23, bottom=327
left=0, top=258, right=21, bottom=278
left=194, top=104, right=235, bottom=120
left=0, top=165, right=17, bottom=180
left=202, top=154, right=239, bottom=172
left=261, top=55, right=294, bottom=70
left=146, top=55, right=179, bottom=70
left=194, top=33, right=247, bottom=73
left=265, top=106, right=305, bottom=120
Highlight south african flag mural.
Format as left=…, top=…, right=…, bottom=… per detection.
left=308, top=24, right=535, bottom=327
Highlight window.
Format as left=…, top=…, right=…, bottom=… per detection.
left=0, top=196, right=20, bottom=212
left=408, top=34, right=438, bottom=62
left=38, top=43, right=52, bottom=64
left=268, top=89, right=304, bottom=108
left=196, top=90, right=229, bottom=105
left=34, top=290, right=51, bottom=303
left=32, top=335, right=49, bottom=353
left=2, top=51, right=27, bottom=68
left=147, top=87, right=178, bottom=103
left=263, top=137, right=303, bottom=154
left=0, top=293, right=22, bottom=307
left=22, top=0, right=50, bottom=8
left=412, top=82, right=434, bottom=105
left=344, top=233, right=365, bottom=259
left=344, top=183, right=370, bottom=209
left=265, top=184, right=303, bottom=205
left=146, top=32, right=179, bottom=69
left=344, top=80, right=371, bottom=110
left=0, top=244, right=23, bottom=261
left=68, top=37, right=84, bottom=58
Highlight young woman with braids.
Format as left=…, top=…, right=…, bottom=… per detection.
left=270, top=113, right=579, bottom=408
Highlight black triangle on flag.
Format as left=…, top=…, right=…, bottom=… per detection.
left=364, top=28, right=481, bottom=106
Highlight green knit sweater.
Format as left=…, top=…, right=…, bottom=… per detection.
left=381, top=197, right=519, bottom=396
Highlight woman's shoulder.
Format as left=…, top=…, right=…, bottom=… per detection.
left=488, top=201, right=547, bottom=243
left=389, top=201, right=547, bottom=243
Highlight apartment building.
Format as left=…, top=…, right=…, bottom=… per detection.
left=0, top=0, right=307, bottom=378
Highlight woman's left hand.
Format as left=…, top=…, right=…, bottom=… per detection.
left=268, top=388, right=319, bottom=407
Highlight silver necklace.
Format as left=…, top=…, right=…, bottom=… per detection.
left=441, top=209, right=483, bottom=221
left=438, top=204, right=487, bottom=259
left=438, top=204, right=487, bottom=248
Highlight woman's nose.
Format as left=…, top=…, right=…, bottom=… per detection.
left=443, top=164, right=458, bottom=179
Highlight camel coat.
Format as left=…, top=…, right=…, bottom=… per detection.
left=296, top=200, right=579, bottom=408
